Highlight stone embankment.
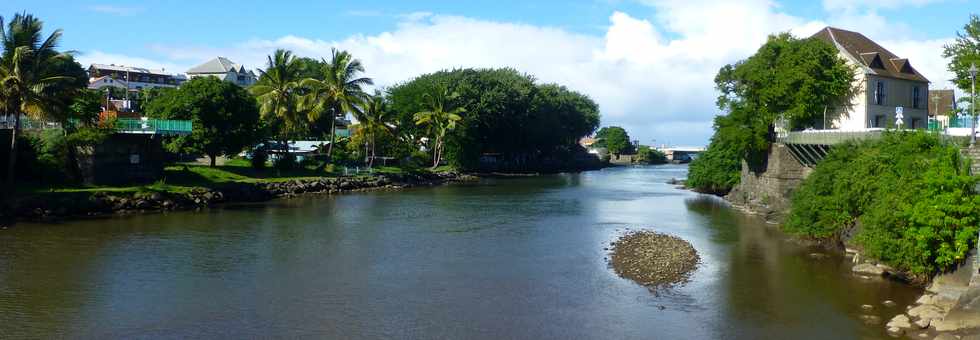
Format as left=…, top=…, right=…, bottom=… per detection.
left=724, top=144, right=811, bottom=223
left=5, top=172, right=476, bottom=221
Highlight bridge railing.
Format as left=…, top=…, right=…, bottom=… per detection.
left=776, top=129, right=884, bottom=145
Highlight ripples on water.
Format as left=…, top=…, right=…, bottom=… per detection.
left=0, top=165, right=919, bottom=339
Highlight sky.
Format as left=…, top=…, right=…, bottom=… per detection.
left=4, top=0, right=979, bottom=146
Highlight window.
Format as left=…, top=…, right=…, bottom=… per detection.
left=874, top=80, right=886, bottom=105
left=873, top=115, right=885, bottom=128
left=912, top=86, right=921, bottom=109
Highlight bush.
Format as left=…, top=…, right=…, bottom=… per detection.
left=784, top=131, right=980, bottom=275
left=635, top=146, right=667, bottom=164
left=273, top=154, right=297, bottom=170
left=250, top=150, right=268, bottom=169
left=686, top=135, right=742, bottom=194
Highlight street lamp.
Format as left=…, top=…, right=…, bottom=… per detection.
left=970, top=62, right=977, bottom=146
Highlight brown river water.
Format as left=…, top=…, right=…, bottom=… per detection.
left=0, top=165, right=920, bottom=339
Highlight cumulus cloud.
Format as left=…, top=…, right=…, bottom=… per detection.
left=81, top=1, right=957, bottom=145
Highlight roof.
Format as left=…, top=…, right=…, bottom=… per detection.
left=928, top=89, right=956, bottom=116
left=810, top=27, right=929, bottom=83
left=187, top=57, right=249, bottom=74
left=89, top=63, right=174, bottom=77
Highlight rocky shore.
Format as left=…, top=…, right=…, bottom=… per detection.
left=2, top=172, right=477, bottom=222
left=609, top=231, right=700, bottom=288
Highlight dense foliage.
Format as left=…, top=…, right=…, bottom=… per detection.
left=943, top=14, right=980, bottom=98
left=687, top=33, right=856, bottom=193
left=785, top=131, right=980, bottom=275
left=634, top=146, right=667, bottom=164
left=144, top=77, right=261, bottom=166
left=595, top=126, right=632, bottom=156
left=387, top=68, right=600, bottom=170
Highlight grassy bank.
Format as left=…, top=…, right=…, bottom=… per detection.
left=14, top=158, right=441, bottom=197
left=783, top=131, right=980, bottom=277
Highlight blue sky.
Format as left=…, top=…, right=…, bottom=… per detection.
left=4, top=0, right=979, bottom=145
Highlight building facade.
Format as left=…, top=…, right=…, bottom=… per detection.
left=87, top=64, right=186, bottom=91
left=811, top=27, right=930, bottom=130
left=186, top=57, right=257, bottom=87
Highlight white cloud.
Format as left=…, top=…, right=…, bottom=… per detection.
left=79, top=1, right=956, bottom=145
left=88, top=5, right=144, bottom=16
left=75, top=50, right=190, bottom=74
left=822, top=0, right=944, bottom=11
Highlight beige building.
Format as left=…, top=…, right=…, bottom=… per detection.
left=811, top=27, right=930, bottom=130
left=186, top=57, right=257, bottom=87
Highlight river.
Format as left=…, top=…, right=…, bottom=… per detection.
left=0, top=165, right=921, bottom=339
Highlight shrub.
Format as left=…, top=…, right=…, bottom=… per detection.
left=273, top=154, right=297, bottom=170
left=250, top=149, right=268, bottom=169
left=784, top=131, right=980, bottom=275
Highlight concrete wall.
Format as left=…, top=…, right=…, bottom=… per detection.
left=725, top=143, right=812, bottom=222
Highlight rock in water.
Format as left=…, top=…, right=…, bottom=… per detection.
left=609, top=231, right=700, bottom=288
left=852, top=263, right=886, bottom=276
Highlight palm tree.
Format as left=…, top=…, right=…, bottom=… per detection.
left=360, top=91, right=395, bottom=168
left=414, top=88, right=464, bottom=169
left=300, top=48, right=371, bottom=159
left=0, top=13, right=76, bottom=187
left=250, top=49, right=303, bottom=156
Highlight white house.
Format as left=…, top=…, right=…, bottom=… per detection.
left=811, top=27, right=930, bottom=130
left=186, top=57, right=257, bottom=87
left=87, top=64, right=185, bottom=91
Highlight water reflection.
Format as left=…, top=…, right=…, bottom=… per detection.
left=0, top=165, right=919, bottom=339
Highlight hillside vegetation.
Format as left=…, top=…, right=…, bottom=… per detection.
left=784, top=131, right=980, bottom=275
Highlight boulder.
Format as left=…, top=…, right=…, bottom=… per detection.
left=908, top=304, right=944, bottom=320
left=886, top=314, right=912, bottom=329
left=853, top=263, right=885, bottom=276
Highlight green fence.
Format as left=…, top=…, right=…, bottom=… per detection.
left=2, top=116, right=192, bottom=136
left=115, top=118, right=193, bottom=135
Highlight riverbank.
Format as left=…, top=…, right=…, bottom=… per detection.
left=1, top=170, right=477, bottom=224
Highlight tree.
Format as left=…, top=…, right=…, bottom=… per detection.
left=387, top=68, right=600, bottom=171
left=595, top=126, right=631, bottom=156
left=251, top=49, right=303, bottom=155
left=414, top=87, right=464, bottom=169
left=300, top=48, right=372, bottom=159
left=145, top=77, right=260, bottom=167
left=0, top=13, right=80, bottom=187
left=943, top=14, right=980, bottom=112
left=687, top=33, right=857, bottom=194
left=360, top=91, right=396, bottom=167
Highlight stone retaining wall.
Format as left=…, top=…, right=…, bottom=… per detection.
left=724, top=143, right=811, bottom=222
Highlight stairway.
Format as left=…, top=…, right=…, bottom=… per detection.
left=964, top=146, right=980, bottom=175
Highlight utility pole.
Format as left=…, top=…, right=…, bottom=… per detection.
left=970, top=63, right=977, bottom=147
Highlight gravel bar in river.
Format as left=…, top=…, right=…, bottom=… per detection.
left=610, top=231, right=701, bottom=287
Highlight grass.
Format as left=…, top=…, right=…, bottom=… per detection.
left=14, top=159, right=445, bottom=197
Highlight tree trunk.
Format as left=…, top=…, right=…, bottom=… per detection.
left=369, top=138, right=376, bottom=168
left=6, top=114, right=21, bottom=188
left=209, top=154, right=217, bottom=167
left=326, top=109, right=337, bottom=160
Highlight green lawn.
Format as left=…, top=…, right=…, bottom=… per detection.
left=15, top=160, right=453, bottom=196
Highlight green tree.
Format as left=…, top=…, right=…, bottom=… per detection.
left=251, top=49, right=303, bottom=154
left=145, top=77, right=260, bottom=167
left=943, top=15, right=980, bottom=102
left=359, top=91, right=397, bottom=167
left=0, top=13, right=81, bottom=186
left=387, top=68, right=599, bottom=171
left=635, top=145, right=667, bottom=164
left=300, top=48, right=372, bottom=159
left=415, top=87, right=464, bottom=169
left=595, top=126, right=631, bottom=156
left=687, top=32, right=856, bottom=193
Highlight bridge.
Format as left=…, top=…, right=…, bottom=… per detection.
left=656, top=146, right=706, bottom=162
